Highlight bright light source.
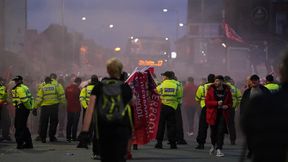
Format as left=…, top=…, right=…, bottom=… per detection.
left=221, top=43, right=227, bottom=48
left=164, top=52, right=167, bottom=55
left=165, top=37, right=169, bottom=41
left=134, top=38, right=139, bottom=43
left=164, top=59, right=168, bottom=62
left=114, top=47, right=121, bottom=52
left=171, top=52, right=177, bottom=59
left=81, top=17, right=86, bottom=21
left=130, top=36, right=134, bottom=40
left=109, top=24, right=114, bottom=28
left=163, top=9, right=168, bottom=12
left=179, top=23, right=184, bottom=27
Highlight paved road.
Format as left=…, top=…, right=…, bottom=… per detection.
left=0, top=136, right=249, bottom=162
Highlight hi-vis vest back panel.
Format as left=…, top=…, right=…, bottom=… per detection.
left=264, top=83, right=280, bottom=93
left=51, top=79, right=66, bottom=104
left=80, top=84, right=95, bottom=109
left=157, top=79, right=180, bottom=110
left=195, top=83, right=212, bottom=108
left=0, top=85, right=7, bottom=103
left=11, top=84, right=34, bottom=109
left=227, top=82, right=242, bottom=108
left=36, top=83, right=59, bottom=107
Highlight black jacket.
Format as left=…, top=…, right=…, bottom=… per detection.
left=240, top=84, right=270, bottom=116
left=241, top=83, right=288, bottom=162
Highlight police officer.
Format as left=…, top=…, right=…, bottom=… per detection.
left=224, top=76, right=242, bottom=145
left=0, top=77, right=7, bottom=122
left=11, top=76, right=34, bottom=149
left=79, top=75, right=100, bottom=160
left=195, top=74, right=215, bottom=149
left=172, top=74, right=187, bottom=145
left=35, top=77, right=62, bottom=143
left=264, top=74, right=280, bottom=93
left=155, top=71, right=182, bottom=149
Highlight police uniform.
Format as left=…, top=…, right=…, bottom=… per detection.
left=36, top=79, right=62, bottom=142
left=174, top=80, right=186, bottom=144
left=226, top=82, right=241, bottom=144
left=195, top=82, right=212, bottom=148
left=11, top=76, right=34, bottom=149
left=264, top=83, right=280, bottom=93
left=0, top=83, right=7, bottom=121
left=155, top=73, right=181, bottom=149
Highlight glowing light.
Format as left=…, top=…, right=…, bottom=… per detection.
left=109, top=24, right=114, bottom=28
left=138, top=60, right=163, bottom=67
left=114, top=47, right=121, bottom=52
left=134, top=38, right=139, bottom=43
left=222, top=43, right=227, bottom=48
left=163, top=9, right=168, bottom=12
left=165, top=37, right=169, bottom=41
left=179, top=23, right=184, bottom=27
left=171, top=51, right=177, bottom=59
left=81, top=17, right=86, bottom=21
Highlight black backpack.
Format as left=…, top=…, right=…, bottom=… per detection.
left=97, top=79, right=128, bottom=123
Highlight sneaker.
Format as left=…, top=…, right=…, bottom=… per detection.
left=209, top=145, right=215, bottom=155
left=91, top=154, right=101, bottom=160
left=187, top=132, right=194, bottom=136
left=154, top=142, right=163, bottom=149
left=216, top=149, right=224, bottom=157
left=195, top=144, right=204, bottom=150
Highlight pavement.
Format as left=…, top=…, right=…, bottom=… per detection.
left=0, top=135, right=249, bottom=162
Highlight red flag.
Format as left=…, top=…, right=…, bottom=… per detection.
left=223, top=22, right=244, bottom=43
left=127, top=68, right=161, bottom=145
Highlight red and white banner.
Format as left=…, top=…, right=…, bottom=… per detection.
left=127, top=67, right=161, bottom=145
left=223, top=22, right=244, bottom=43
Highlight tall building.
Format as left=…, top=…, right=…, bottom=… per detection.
left=0, top=0, right=27, bottom=54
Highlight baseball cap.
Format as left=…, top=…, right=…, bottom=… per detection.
left=161, top=71, right=175, bottom=79
left=12, top=75, right=23, bottom=81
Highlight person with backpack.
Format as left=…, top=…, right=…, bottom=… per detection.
left=79, top=58, right=133, bottom=162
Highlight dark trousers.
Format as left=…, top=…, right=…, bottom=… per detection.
left=210, top=111, right=226, bottom=149
left=185, top=105, right=197, bottom=133
left=92, top=123, right=100, bottom=155
left=58, top=104, right=66, bottom=135
left=66, top=112, right=80, bottom=140
left=40, top=104, right=59, bottom=139
left=227, top=108, right=236, bottom=142
left=99, top=126, right=130, bottom=162
left=176, top=104, right=185, bottom=141
left=14, top=106, right=32, bottom=146
left=156, top=104, right=177, bottom=144
left=196, top=107, right=209, bottom=145
left=0, top=104, right=11, bottom=138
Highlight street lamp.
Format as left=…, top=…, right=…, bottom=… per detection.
left=81, top=17, right=86, bottom=21
left=109, top=24, right=114, bottom=29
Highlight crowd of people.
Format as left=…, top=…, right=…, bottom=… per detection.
left=0, top=51, right=288, bottom=162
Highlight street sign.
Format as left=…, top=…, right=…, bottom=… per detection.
left=251, top=7, right=269, bottom=25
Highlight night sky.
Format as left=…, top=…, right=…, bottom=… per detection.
left=27, top=0, right=188, bottom=49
